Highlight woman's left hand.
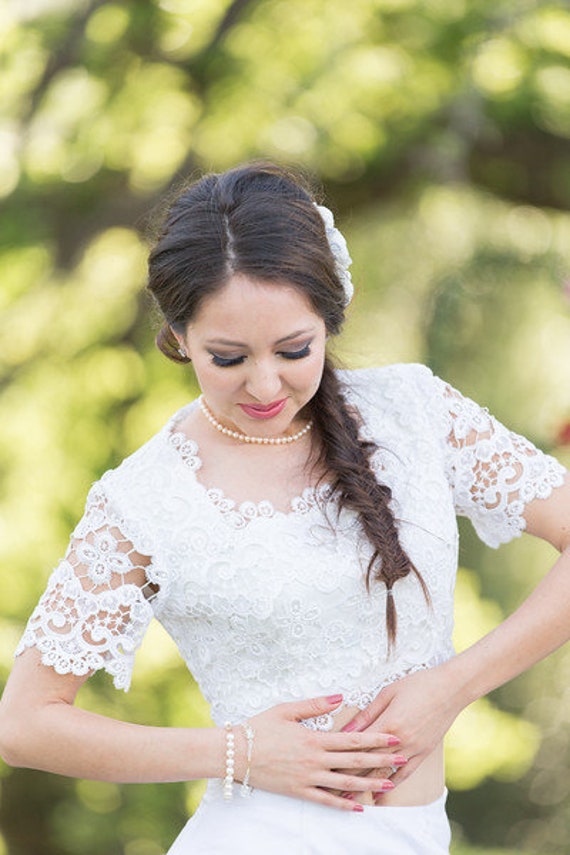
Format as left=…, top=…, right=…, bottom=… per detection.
left=340, top=662, right=466, bottom=786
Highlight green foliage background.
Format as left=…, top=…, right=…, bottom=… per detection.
left=1, top=0, right=570, bottom=853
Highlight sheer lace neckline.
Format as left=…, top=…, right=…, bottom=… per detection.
left=164, top=404, right=332, bottom=528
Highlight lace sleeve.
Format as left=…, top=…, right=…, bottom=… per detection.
left=430, top=374, right=567, bottom=547
left=15, top=484, right=157, bottom=691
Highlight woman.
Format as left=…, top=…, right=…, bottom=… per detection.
left=1, top=162, right=568, bottom=854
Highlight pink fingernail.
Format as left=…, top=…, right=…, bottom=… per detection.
left=342, top=792, right=355, bottom=801
left=341, top=721, right=358, bottom=733
left=372, top=783, right=395, bottom=796
left=387, top=736, right=400, bottom=745
left=326, top=694, right=343, bottom=704
left=353, top=804, right=364, bottom=813
left=393, top=755, right=407, bottom=765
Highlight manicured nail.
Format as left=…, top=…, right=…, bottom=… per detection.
left=372, top=782, right=395, bottom=796
left=341, top=721, right=358, bottom=733
left=326, top=694, right=343, bottom=704
left=353, top=804, right=364, bottom=813
left=393, top=755, right=407, bottom=766
left=341, top=792, right=355, bottom=800
left=387, top=736, right=400, bottom=745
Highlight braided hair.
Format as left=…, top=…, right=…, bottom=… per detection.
left=147, top=161, right=428, bottom=644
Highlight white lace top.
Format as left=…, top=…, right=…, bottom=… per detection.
left=16, top=365, right=566, bottom=729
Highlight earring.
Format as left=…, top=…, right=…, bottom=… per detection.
left=178, top=346, right=187, bottom=358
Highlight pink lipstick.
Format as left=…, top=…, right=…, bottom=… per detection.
left=239, top=398, right=287, bottom=419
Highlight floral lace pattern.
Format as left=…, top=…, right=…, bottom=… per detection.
left=200, top=484, right=333, bottom=529
left=168, top=425, right=332, bottom=529
left=15, top=486, right=159, bottom=690
left=428, top=375, right=566, bottom=547
left=16, top=365, right=566, bottom=723
left=167, top=431, right=202, bottom=471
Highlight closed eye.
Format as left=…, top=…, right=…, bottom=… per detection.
left=210, top=343, right=312, bottom=367
left=279, top=344, right=311, bottom=360
left=210, top=353, right=246, bottom=367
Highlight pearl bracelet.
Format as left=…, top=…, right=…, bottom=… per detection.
left=223, top=722, right=235, bottom=800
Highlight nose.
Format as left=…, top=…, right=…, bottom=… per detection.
left=244, top=360, right=283, bottom=402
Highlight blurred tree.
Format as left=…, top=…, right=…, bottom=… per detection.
left=1, top=0, right=570, bottom=853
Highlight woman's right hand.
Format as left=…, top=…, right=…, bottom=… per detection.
left=240, top=694, right=403, bottom=811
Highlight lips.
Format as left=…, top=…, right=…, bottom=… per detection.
left=239, top=398, right=288, bottom=419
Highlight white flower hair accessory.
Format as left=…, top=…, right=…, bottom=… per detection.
left=315, top=204, right=354, bottom=306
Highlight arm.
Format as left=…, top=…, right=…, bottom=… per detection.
left=0, top=648, right=222, bottom=782
left=342, top=473, right=570, bottom=787
left=0, top=648, right=404, bottom=810
left=446, top=470, right=570, bottom=703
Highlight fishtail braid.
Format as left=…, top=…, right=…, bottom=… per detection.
left=311, top=358, right=430, bottom=646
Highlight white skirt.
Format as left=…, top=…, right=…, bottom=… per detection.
left=167, top=782, right=451, bottom=854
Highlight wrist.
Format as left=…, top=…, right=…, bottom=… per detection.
left=222, top=723, right=235, bottom=799
left=219, top=723, right=252, bottom=798
left=439, top=655, right=481, bottom=710
left=231, top=726, right=249, bottom=783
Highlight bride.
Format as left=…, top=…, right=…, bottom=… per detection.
left=1, top=162, right=568, bottom=854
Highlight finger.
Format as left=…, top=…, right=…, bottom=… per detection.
left=327, top=753, right=408, bottom=772
left=282, top=693, right=344, bottom=721
left=385, top=754, right=422, bottom=785
left=321, top=731, right=400, bottom=751
left=371, top=762, right=421, bottom=804
left=320, top=772, right=396, bottom=794
left=371, top=753, right=423, bottom=798
left=340, top=695, right=391, bottom=733
left=321, top=787, right=356, bottom=800
left=305, top=788, right=366, bottom=812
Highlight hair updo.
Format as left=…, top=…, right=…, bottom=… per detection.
left=147, top=161, right=427, bottom=646
left=148, top=162, right=346, bottom=361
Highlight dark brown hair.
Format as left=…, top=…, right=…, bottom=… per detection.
left=147, top=161, right=428, bottom=644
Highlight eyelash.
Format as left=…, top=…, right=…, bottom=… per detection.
left=211, top=343, right=312, bottom=368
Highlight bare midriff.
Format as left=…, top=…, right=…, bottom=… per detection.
left=328, top=703, right=445, bottom=807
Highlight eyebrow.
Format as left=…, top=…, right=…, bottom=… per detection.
left=205, top=329, right=316, bottom=348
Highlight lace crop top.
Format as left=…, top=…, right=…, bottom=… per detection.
left=16, top=365, right=566, bottom=728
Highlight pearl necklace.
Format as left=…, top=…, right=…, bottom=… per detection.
left=199, top=397, right=313, bottom=445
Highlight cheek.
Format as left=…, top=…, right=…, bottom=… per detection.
left=292, top=353, right=325, bottom=391
left=193, top=361, right=241, bottom=395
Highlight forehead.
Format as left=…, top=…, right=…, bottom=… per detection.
left=189, top=275, right=323, bottom=340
